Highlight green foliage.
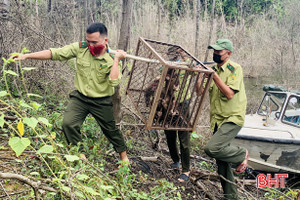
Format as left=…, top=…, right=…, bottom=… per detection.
left=0, top=114, right=4, bottom=128
left=9, top=137, right=31, bottom=157
left=205, top=0, right=284, bottom=21
left=191, top=131, right=202, bottom=140
left=199, top=161, right=215, bottom=172
left=263, top=187, right=300, bottom=199
left=64, top=155, right=80, bottom=162
left=161, top=0, right=191, bottom=21
left=36, top=145, right=54, bottom=154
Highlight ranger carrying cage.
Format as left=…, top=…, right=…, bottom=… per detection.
left=126, top=37, right=214, bottom=131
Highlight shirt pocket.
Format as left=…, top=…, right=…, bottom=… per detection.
left=76, top=60, right=90, bottom=81
left=96, top=65, right=110, bottom=84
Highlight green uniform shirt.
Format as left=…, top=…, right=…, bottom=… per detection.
left=209, top=59, right=247, bottom=131
left=50, top=42, right=122, bottom=98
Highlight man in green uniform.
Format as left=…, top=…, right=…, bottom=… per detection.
left=197, top=39, right=248, bottom=199
left=13, top=22, right=129, bottom=164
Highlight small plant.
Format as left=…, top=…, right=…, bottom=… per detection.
left=199, top=161, right=215, bottom=172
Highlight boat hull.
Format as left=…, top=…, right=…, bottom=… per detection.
left=232, top=137, right=300, bottom=174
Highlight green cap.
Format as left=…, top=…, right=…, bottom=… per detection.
left=208, top=39, right=234, bottom=52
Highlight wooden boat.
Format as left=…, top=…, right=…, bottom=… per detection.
left=232, top=85, right=300, bottom=174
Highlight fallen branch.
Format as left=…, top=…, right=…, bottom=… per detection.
left=140, top=156, right=158, bottom=162
left=239, top=179, right=256, bottom=185
left=0, top=181, right=12, bottom=200
left=81, top=159, right=126, bottom=200
left=152, top=188, right=178, bottom=199
left=192, top=169, right=220, bottom=181
left=4, top=116, right=18, bottom=121
left=0, top=156, right=15, bottom=160
left=190, top=155, right=215, bottom=164
left=219, top=175, right=258, bottom=200
left=191, top=169, right=259, bottom=200
left=116, top=122, right=145, bottom=126
left=195, top=180, right=217, bottom=200
left=0, top=189, right=31, bottom=199
left=0, top=172, right=69, bottom=200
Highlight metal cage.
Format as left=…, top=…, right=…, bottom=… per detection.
left=126, top=37, right=214, bottom=131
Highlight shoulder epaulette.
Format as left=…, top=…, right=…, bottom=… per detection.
left=79, top=42, right=88, bottom=48
left=227, top=64, right=235, bottom=72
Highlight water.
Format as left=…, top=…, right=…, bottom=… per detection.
left=244, top=76, right=300, bottom=114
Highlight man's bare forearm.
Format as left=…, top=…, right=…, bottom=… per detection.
left=109, top=50, right=126, bottom=80
left=110, top=58, right=121, bottom=80
left=13, top=50, right=52, bottom=61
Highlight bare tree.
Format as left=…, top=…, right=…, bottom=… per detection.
left=204, top=0, right=215, bottom=62
left=112, top=0, right=133, bottom=122
left=194, top=0, right=201, bottom=57
left=0, top=0, right=9, bottom=19
left=157, top=0, right=162, bottom=39
left=47, top=0, right=51, bottom=13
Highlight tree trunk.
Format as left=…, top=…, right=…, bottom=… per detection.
left=0, top=0, right=9, bottom=19
left=112, top=0, right=133, bottom=123
left=117, top=0, right=132, bottom=51
left=204, top=0, right=208, bottom=21
left=85, top=0, right=88, bottom=27
left=87, top=0, right=92, bottom=24
left=204, top=0, right=215, bottom=62
left=194, top=0, right=200, bottom=58
left=47, top=0, right=51, bottom=13
left=157, top=0, right=161, bottom=39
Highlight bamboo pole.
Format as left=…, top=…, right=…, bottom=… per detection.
left=108, top=49, right=189, bottom=66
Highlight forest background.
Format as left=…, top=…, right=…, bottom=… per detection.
left=0, top=0, right=300, bottom=199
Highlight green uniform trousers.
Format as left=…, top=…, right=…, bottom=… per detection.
left=204, top=122, right=246, bottom=200
left=62, top=90, right=127, bottom=153
left=165, top=130, right=190, bottom=172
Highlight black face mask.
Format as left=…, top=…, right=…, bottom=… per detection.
left=213, top=53, right=223, bottom=63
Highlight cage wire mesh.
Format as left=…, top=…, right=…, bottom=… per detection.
left=126, top=37, right=214, bottom=131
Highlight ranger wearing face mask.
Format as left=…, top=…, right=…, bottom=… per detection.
left=12, top=22, right=130, bottom=168
left=197, top=39, right=248, bottom=200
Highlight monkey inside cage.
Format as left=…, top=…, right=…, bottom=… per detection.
left=126, top=37, right=214, bottom=131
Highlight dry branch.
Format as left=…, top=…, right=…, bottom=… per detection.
left=190, top=155, right=215, bottom=164
left=0, top=181, right=12, bottom=200
left=0, top=189, right=31, bottom=199
left=3, top=116, right=18, bottom=121
left=81, top=159, right=126, bottom=200
left=191, top=169, right=260, bottom=200
left=192, top=169, right=220, bottom=181
left=0, top=172, right=69, bottom=200
left=195, top=180, right=217, bottom=200
left=140, top=156, right=158, bottom=162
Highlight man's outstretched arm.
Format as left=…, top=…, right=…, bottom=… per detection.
left=12, top=50, right=52, bottom=61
